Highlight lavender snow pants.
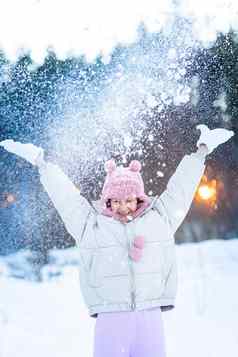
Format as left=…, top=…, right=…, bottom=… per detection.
left=93, top=308, right=166, bottom=357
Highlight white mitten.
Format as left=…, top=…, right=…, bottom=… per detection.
left=196, top=124, right=234, bottom=154
left=0, top=139, right=44, bottom=166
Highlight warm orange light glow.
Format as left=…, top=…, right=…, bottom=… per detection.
left=6, top=193, right=16, bottom=203
left=0, top=192, right=17, bottom=208
left=195, top=173, right=219, bottom=211
left=197, top=185, right=216, bottom=201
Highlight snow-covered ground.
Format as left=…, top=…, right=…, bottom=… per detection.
left=0, top=238, right=237, bottom=357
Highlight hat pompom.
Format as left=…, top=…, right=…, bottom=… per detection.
left=129, top=160, right=141, bottom=172
left=104, top=159, right=117, bottom=174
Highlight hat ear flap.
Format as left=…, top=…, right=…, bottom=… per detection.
left=104, top=159, right=117, bottom=174
left=129, top=160, right=141, bottom=172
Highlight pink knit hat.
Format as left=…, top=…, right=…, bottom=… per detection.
left=101, top=159, right=150, bottom=206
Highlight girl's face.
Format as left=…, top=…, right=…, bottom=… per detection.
left=111, top=197, right=138, bottom=216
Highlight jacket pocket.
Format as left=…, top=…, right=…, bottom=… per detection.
left=94, top=275, right=131, bottom=303
left=135, top=272, right=165, bottom=300
left=88, top=252, right=104, bottom=288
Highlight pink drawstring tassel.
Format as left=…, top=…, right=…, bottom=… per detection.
left=129, top=246, right=143, bottom=262
left=129, top=236, right=145, bottom=262
left=133, top=235, right=145, bottom=249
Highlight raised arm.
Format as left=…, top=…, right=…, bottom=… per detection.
left=0, top=139, right=94, bottom=246
left=155, top=145, right=206, bottom=235
left=155, top=124, right=234, bottom=235
left=37, top=157, right=94, bottom=246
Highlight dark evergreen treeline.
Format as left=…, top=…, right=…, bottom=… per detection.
left=0, top=31, right=237, bottom=261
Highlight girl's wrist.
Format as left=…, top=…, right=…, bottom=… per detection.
left=197, top=143, right=209, bottom=155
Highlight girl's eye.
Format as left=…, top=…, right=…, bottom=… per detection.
left=127, top=199, right=134, bottom=203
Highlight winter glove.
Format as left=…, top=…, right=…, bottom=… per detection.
left=0, top=139, right=45, bottom=166
left=196, top=124, right=234, bottom=155
left=129, top=236, right=145, bottom=262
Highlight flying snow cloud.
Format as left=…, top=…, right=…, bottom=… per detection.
left=1, top=0, right=237, bottom=188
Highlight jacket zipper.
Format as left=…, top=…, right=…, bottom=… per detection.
left=124, top=224, right=136, bottom=311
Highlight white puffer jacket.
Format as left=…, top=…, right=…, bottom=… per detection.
left=39, top=151, right=206, bottom=317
